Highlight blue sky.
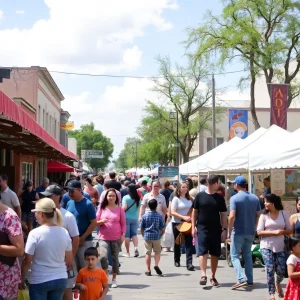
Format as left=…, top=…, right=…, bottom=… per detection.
left=0, top=0, right=248, bottom=158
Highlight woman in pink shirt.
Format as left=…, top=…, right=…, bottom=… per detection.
left=96, top=188, right=126, bottom=288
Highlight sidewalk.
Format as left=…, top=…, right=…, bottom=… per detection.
left=104, top=234, right=286, bottom=300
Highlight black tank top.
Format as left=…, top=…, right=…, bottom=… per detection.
left=21, top=190, right=36, bottom=212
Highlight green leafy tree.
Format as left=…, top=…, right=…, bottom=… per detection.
left=69, top=123, right=114, bottom=170
left=187, top=0, right=300, bottom=129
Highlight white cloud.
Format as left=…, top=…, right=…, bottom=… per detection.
left=16, top=10, right=25, bottom=15
left=62, top=78, right=155, bottom=155
left=0, top=11, right=3, bottom=19
left=0, top=0, right=177, bottom=72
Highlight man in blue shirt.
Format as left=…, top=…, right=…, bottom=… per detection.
left=140, top=199, right=166, bottom=276
left=227, top=176, right=261, bottom=290
left=65, top=180, right=97, bottom=271
left=35, top=177, right=50, bottom=198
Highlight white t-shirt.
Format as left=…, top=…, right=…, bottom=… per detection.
left=287, top=254, right=300, bottom=266
left=171, top=196, right=193, bottom=223
left=0, top=187, right=20, bottom=209
left=25, top=225, right=72, bottom=284
left=199, top=185, right=208, bottom=192
left=142, top=192, right=167, bottom=217
left=60, top=207, right=79, bottom=238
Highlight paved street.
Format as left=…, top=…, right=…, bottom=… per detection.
left=103, top=235, right=287, bottom=300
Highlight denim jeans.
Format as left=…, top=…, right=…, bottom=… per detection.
left=230, top=234, right=254, bottom=284
left=29, top=278, right=67, bottom=300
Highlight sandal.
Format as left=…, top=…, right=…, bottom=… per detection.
left=199, top=276, right=207, bottom=286
left=210, top=277, right=220, bottom=286
left=276, top=285, right=284, bottom=298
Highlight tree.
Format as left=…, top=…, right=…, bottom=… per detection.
left=148, top=55, right=220, bottom=163
left=187, top=0, right=300, bottom=129
left=69, top=123, right=114, bottom=170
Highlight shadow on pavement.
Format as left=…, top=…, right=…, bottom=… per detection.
left=118, top=284, right=150, bottom=289
left=202, top=282, right=266, bottom=291
left=119, top=272, right=142, bottom=276
left=162, top=273, right=191, bottom=277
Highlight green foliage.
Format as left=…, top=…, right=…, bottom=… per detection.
left=186, top=0, right=300, bottom=128
left=69, top=123, right=114, bottom=170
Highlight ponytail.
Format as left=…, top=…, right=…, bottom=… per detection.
left=55, top=207, right=63, bottom=227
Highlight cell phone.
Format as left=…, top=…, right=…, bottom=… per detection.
left=67, top=269, right=75, bottom=279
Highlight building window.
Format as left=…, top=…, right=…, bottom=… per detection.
left=22, top=162, right=33, bottom=186
left=54, top=119, right=57, bottom=138
left=43, top=109, right=45, bottom=128
left=38, top=105, right=41, bottom=124
left=207, top=137, right=224, bottom=152
left=46, top=112, right=48, bottom=131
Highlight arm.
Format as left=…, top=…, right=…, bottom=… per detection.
left=0, top=234, right=24, bottom=257
left=139, top=204, right=146, bottom=222
left=227, top=210, right=235, bottom=238
left=20, top=253, right=33, bottom=287
left=99, top=282, right=109, bottom=300
left=288, top=264, right=300, bottom=279
left=32, top=192, right=39, bottom=205
left=120, top=208, right=126, bottom=243
left=80, top=219, right=97, bottom=245
left=255, top=211, right=260, bottom=229
left=65, top=250, right=73, bottom=270
left=71, top=236, right=79, bottom=258
left=191, top=208, right=198, bottom=237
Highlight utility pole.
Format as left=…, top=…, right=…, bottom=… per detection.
left=176, top=111, right=179, bottom=166
left=212, top=74, right=216, bottom=149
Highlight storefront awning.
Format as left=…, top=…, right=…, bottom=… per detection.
left=47, top=160, right=75, bottom=172
left=0, top=91, right=77, bottom=160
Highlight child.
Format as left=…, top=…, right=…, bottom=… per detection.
left=285, top=235, right=300, bottom=300
left=140, top=199, right=166, bottom=276
left=76, top=247, right=109, bottom=300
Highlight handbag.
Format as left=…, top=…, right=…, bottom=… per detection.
left=0, top=230, right=17, bottom=266
left=281, top=211, right=290, bottom=278
left=175, top=222, right=192, bottom=245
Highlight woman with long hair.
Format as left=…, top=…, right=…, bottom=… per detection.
left=20, top=180, right=39, bottom=234
left=20, top=198, right=73, bottom=300
left=122, top=184, right=141, bottom=257
left=289, top=197, right=300, bottom=235
left=96, top=189, right=126, bottom=288
left=170, top=182, right=194, bottom=271
left=257, top=194, right=292, bottom=300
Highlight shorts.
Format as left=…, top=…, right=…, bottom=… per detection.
left=21, top=211, right=35, bottom=222
left=66, top=261, right=77, bottom=289
left=197, top=230, right=221, bottom=257
left=125, top=218, right=138, bottom=239
left=144, top=240, right=161, bottom=255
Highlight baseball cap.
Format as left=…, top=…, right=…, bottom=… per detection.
left=40, top=185, right=62, bottom=197
left=32, top=198, right=56, bottom=213
left=64, top=180, right=82, bottom=191
left=232, top=176, right=247, bottom=185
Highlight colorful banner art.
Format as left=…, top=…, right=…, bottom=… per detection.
left=228, top=109, right=248, bottom=139
left=270, top=84, right=289, bottom=129
left=60, top=121, right=74, bottom=131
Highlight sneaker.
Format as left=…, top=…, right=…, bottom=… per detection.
left=154, top=266, right=162, bottom=275
left=123, top=253, right=130, bottom=258
left=247, top=282, right=254, bottom=287
left=231, top=281, right=247, bottom=290
left=134, top=249, right=139, bottom=257
left=111, top=280, right=118, bottom=288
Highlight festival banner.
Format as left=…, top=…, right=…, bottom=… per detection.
left=228, top=109, right=248, bottom=139
left=269, top=84, right=289, bottom=129
left=60, top=121, right=74, bottom=131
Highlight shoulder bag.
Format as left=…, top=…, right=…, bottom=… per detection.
left=125, top=200, right=136, bottom=212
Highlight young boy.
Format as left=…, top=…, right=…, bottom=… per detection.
left=76, top=247, right=109, bottom=300
left=140, top=199, right=166, bottom=276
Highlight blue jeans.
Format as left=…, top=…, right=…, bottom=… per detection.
left=125, top=218, right=138, bottom=238
left=230, top=234, right=254, bottom=284
left=29, top=278, right=67, bottom=300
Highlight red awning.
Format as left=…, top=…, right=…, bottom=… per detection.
left=0, top=91, right=77, bottom=160
left=47, top=160, right=75, bottom=172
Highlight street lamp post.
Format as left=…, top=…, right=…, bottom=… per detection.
left=132, top=140, right=138, bottom=170
left=169, top=111, right=179, bottom=166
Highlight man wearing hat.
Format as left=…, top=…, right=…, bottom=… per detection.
left=227, top=176, right=261, bottom=290
left=64, top=180, right=97, bottom=272
left=41, top=185, right=79, bottom=300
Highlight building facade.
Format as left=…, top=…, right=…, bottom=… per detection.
left=0, top=67, right=76, bottom=192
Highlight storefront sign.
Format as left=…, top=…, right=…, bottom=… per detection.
left=158, top=166, right=178, bottom=185
left=60, top=121, right=74, bottom=131
left=269, top=84, right=289, bottom=129
left=228, top=109, right=248, bottom=139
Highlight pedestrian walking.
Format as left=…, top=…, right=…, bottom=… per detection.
left=170, top=182, right=194, bottom=270
left=65, top=180, right=97, bottom=271
left=96, top=188, right=126, bottom=288
left=140, top=199, right=166, bottom=276
left=227, top=176, right=261, bottom=289
left=284, top=235, right=300, bottom=300
left=122, top=184, right=141, bottom=258
left=20, top=180, right=39, bottom=234
left=20, top=198, right=73, bottom=300
left=0, top=202, right=24, bottom=300
left=191, top=175, right=227, bottom=286
left=289, top=197, right=300, bottom=235
left=75, top=247, right=109, bottom=300
left=257, top=194, right=292, bottom=300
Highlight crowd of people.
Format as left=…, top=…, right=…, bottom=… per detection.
left=1, top=172, right=300, bottom=299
